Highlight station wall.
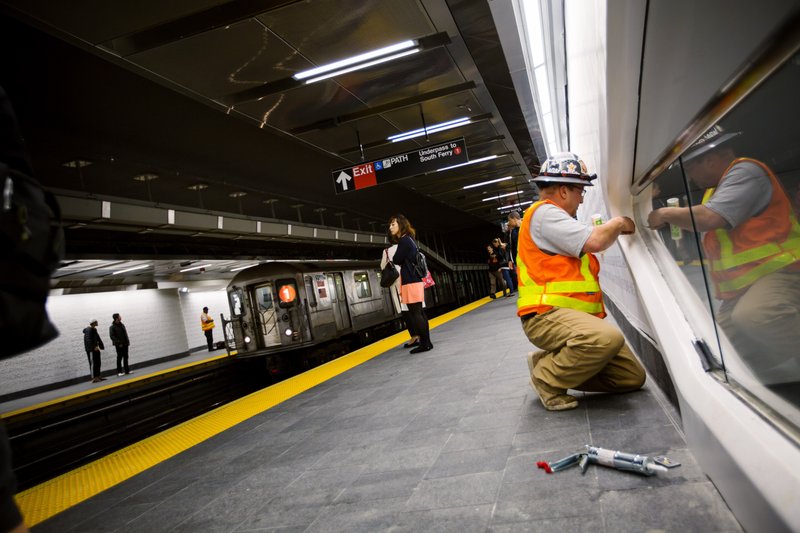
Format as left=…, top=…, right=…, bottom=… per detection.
left=0, top=288, right=229, bottom=398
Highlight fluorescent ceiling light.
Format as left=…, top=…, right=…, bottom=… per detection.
left=497, top=200, right=533, bottom=211
left=482, top=191, right=521, bottom=202
left=112, top=264, right=150, bottom=275
left=463, top=176, right=512, bottom=189
left=294, top=40, right=418, bottom=83
left=388, top=117, right=471, bottom=143
left=180, top=263, right=211, bottom=273
left=437, top=154, right=499, bottom=172
left=231, top=263, right=259, bottom=272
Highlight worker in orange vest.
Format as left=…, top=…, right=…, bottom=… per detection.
left=201, top=306, right=215, bottom=351
left=518, top=153, right=645, bottom=411
left=649, top=125, right=800, bottom=383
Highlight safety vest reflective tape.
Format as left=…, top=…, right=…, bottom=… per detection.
left=701, top=158, right=800, bottom=298
left=516, top=200, right=605, bottom=318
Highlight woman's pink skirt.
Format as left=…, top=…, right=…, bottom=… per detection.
left=400, top=282, right=425, bottom=304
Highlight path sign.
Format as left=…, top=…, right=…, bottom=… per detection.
left=332, top=138, right=469, bottom=194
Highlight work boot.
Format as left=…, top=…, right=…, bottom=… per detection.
left=526, top=350, right=547, bottom=376
left=489, top=293, right=496, bottom=299
left=529, top=376, right=579, bottom=411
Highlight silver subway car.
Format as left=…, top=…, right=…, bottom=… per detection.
left=225, top=261, right=397, bottom=356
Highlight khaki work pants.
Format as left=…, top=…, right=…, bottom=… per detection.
left=716, top=269, right=800, bottom=384
left=521, top=307, right=645, bottom=393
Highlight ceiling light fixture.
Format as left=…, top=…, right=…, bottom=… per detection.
left=179, top=263, right=211, bottom=273
left=228, top=191, right=247, bottom=198
left=463, top=176, right=512, bottom=189
left=187, top=183, right=208, bottom=191
left=111, top=264, right=151, bottom=275
left=387, top=117, right=471, bottom=143
left=482, top=191, right=521, bottom=202
left=497, top=200, right=533, bottom=211
left=294, top=40, right=419, bottom=84
left=231, top=263, right=259, bottom=272
left=436, top=154, right=499, bottom=172
left=133, top=173, right=159, bottom=182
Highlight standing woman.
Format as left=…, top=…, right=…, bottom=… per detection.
left=388, top=214, right=433, bottom=353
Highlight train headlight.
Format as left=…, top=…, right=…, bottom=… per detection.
left=244, top=335, right=251, bottom=344
left=284, top=328, right=293, bottom=336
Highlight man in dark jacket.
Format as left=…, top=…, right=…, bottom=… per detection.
left=507, top=211, right=521, bottom=292
left=109, top=313, right=132, bottom=376
left=83, top=319, right=105, bottom=383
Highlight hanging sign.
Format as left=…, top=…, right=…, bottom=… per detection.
left=332, top=138, right=468, bottom=194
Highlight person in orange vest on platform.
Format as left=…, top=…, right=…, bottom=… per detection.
left=648, top=125, right=800, bottom=383
left=201, top=307, right=215, bottom=351
left=518, top=153, right=645, bottom=411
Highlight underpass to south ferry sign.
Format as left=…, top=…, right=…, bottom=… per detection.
left=332, top=138, right=468, bottom=194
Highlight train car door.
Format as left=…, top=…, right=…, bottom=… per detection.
left=252, top=284, right=281, bottom=347
left=326, top=273, right=351, bottom=331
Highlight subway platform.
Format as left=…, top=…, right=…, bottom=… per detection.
left=25, top=296, right=741, bottom=532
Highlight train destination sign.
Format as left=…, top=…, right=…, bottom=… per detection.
left=332, top=138, right=468, bottom=194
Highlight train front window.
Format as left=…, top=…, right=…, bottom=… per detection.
left=254, top=286, right=274, bottom=311
left=354, top=272, right=372, bottom=298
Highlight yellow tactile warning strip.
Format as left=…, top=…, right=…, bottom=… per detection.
left=15, top=295, right=497, bottom=526
left=1, top=354, right=233, bottom=420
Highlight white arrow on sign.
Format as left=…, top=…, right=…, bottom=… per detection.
left=336, top=171, right=353, bottom=190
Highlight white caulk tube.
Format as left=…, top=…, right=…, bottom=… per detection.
left=585, top=445, right=667, bottom=476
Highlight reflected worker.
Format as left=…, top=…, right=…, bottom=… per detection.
left=201, top=306, right=215, bottom=351
left=518, top=153, right=645, bottom=411
left=648, top=126, right=800, bottom=382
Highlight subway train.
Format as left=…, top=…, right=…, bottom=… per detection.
left=222, top=259, right=480, bottom=360
left=516, top=2, right=800, bottom=531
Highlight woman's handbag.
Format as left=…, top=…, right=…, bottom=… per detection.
left=422, top=270, right=435, bottom=288
left=380, top=250, right=400, bottom=288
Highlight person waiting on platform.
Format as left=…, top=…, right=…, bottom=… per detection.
left=109, top=313, right=132, bottom=376
left=381, top=242, right=425, bottom=349
left=201, top=307, right=215, bottom=351
left=506, top=210, right=521, bottom=292
left=486, top=244, right=506, bottom=298
left=518, top=152, right=645, bottom=411
left=388, top=214, right=433, bottom=353
left=83, top=319, right=106, bottom=383
left=648, top=125, right=800, bottom=384
left=494, top=238, right=515, bottom=297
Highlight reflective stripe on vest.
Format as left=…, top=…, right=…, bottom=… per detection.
left=516, top=200, right=604, bottom=316
left=701, top=158, right=800, bottom=295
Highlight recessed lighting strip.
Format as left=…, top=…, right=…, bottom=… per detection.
left=497, top=200, right=533, bottom=211
left=463, top=176, right=512, bottom=189
left=388, top=117, right=471, bottom=143
left=231, top=263, right=259, bottom=272
left=482, top=191, right=521, bottom=202
left=436, top=154, right=499, bottom=172
left=112, top=264, right=151, bottom=275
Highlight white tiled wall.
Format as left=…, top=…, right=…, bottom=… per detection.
left=179, top=289, right=230, bottom=351
left=0, top=288, right=228, bottom=396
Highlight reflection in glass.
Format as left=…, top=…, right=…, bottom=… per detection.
left=646, top=52, right=800, bottom=414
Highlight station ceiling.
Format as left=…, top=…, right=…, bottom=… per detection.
left=0, top=0, right=544, bottom=282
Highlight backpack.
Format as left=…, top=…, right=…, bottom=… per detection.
left=412, top=248, right=427, bottom=278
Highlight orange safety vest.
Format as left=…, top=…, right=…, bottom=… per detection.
left=516, top=200, right=605, bottom=318
left=201, top=313, right=215, bottom=331
left=701, top=158, right=800, bottom=300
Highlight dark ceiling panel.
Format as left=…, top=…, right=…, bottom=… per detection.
left=129, top=19, right=304, bottom=99
left=258, top=0, right=435, bottom=65
left=1, top=0, right=225, bottom=44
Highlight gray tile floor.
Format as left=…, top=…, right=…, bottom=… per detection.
left=34, top=297, right=743, bottom=532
